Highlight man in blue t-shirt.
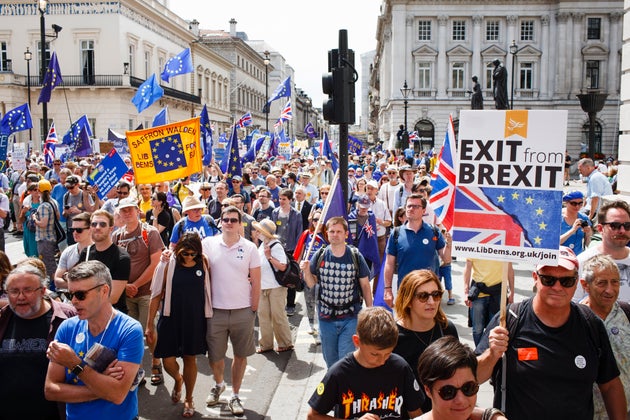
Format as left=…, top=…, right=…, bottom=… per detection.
left=301, top=217, right=373, bottom=368
left=382, top=193, right=451, bottom=308
left=169, top=196, right=219, bottom=248
left=45, top=261, right=144, bottom=420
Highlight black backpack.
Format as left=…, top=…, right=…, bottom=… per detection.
left=269, top=241, right=303, bottom=291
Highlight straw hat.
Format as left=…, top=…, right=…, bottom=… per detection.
left=252, top=218, right=278, bottom=241
left=181, top=196, right=206, bottom=214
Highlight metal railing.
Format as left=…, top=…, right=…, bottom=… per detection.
left=27, top=74, right=123, bottom=87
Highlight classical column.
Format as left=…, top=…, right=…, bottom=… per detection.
left=540, top=15, right=550, bottom=98
left=437, top=15, right=448, bottom=98
left=608, top=12, right=623, bottom=95
left=571, top=13, right=584, bottom=95
left=391, top=9, right=406, bottom=100
left=472, top=15, right=483, bottom=80
left=406, top=15, right=413, bottom=84
left=555, top=12, right=570, bottom=98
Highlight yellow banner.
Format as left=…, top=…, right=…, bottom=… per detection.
left=126, top=117, right=201, bottom=184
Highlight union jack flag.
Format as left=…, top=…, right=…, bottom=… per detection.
left=43, top=122, right=57, bottom=166
left=236, top=112, right=252, bottom=128
left=408, top=131, right=419, bottom=141
left=430, top=115, right=456, bottom=230
left=279, top=100, right=292, bottom=122
left=363, top=222, right=375, bottom=238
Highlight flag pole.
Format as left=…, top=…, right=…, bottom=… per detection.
left=499, top=262, right=509, bottom=411
left=303, top=169, right=339, bottom=261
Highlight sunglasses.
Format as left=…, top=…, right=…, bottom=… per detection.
left=567, top=201, right=583, bottom=206
left=601, top=222, right=630, bottom=231
left=71, top=227, right=88, bottom=234
left=437, top=381, right=479, bottom=401
left=91, top=221, right=109, bottom=228
left=536, top=272, right=578, bottom=288
left=62, top=284, right=104, bottom=301
left=181, top=252, right=197, bottom=258
left=414, top=290, right=443, bottom=302
left=222, top=217, right=239, bottom=224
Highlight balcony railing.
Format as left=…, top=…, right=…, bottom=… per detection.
left=27, top=74, right=124, bottom=87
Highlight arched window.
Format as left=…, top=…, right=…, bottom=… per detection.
left=414, top=119, right=435, bottom=151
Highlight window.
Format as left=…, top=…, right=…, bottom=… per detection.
left=128, top=45, right=135, bottom=77
left=418, top=20, right=431, bottom=41
left=586, top=60, right=600, bottom=89
left=486, top=21, right=500, bottom=41
left=418, top=63, right=431, bottom=89
left=144, top=51, right=150, bottom=78
left=81, top=40, right=95, bottom=85
left=520, top=20, right=534, bottom=41
left=452, top=62, right=465, bottom=89
left=38, top=41, right=51, bottom=76
left=581, top=121, right=602, bottom=154
left=0, top=42, right=8, bottom=71
left=519, top=62, right=533, bottom=90
left=452, top=20, right=466, bottom=41
left=88, top=118, right=96, bottom=136
left=587, top=18, right=601, bottom=40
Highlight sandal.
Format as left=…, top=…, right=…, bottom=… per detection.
left=256, top=347, right=273, bottom=354
left=276, top=345, right=294, bottom=353
left=150, top=364, right=164, bottom=386
left=182, top=400, right=195, bottom=418
left=171, top=377, right=183, bottom=404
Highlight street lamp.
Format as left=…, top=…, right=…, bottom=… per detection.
left=39, top=0, right=49, bottom=144
left=509, top=40, right=518, bottom=110
left=400, top=80, right=411, bottom=148
left=24, top=47, right=33, bottom=140
left=263, top=50, right=270, bottom=133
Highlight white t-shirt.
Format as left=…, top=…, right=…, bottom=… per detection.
left=259, top=239, right=288, bottom=289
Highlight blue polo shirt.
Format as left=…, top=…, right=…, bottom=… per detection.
left=386, top=222, right=445, bottom=284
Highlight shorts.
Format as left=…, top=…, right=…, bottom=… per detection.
left=206, top=307, right=256, bottom=361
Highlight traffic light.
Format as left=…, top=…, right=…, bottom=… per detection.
left=322, top=34, right=355, bottom=125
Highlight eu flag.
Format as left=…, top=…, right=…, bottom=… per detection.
left=199, top=105, right=213, bottom=166
left=38, top=51, right=63, bottom=104
left=131, top=74, right=164, bottom=113
left=151, top=134, right=187, bottom=173
left=222, top=125, right=242, bottom=182
left=152, top=106, right=169, bottom=127
left=161, top=48, right=194, bottom=83
left=74, top=124, right=93, bottom=158
left=0, top=103, right=33, bottom=135
left=264, top=76, right=291, bottom=109
left=322, top=132, right=339, bottom=173
left=62, top=115, right=92, bottom=145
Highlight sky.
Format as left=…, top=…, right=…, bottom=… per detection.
left=168, top=0, right=383, bottom=114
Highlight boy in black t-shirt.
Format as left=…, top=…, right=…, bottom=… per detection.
left=308, top=307, right=423, bottom=419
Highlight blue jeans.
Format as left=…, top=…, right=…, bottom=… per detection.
left=471, top=294, right=501, bottom=346
left=319, top=316, right=357, bottom=368
left=438, top=264, right=452, bottom=291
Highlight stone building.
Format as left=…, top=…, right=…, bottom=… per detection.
left=369, top=0, right=623, bottom=158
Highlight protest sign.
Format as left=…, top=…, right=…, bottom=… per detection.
left=86, top=148, right=129, bottom=198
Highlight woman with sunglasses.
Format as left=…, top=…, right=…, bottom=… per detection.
left=146, top=191, right=173, bottom=246
left=560, top=190, right=592, bottom=255
left=393, top=269, right=458, bottom=413
left=416, top=336, right=506, bottom=420
left=146, top=233, right=212, bottom=418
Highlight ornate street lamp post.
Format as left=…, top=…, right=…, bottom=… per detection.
left=24, top=47, right=33, bottom=140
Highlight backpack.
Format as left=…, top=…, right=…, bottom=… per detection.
left=313, top=245, right=363, bottom=315
left=269, top=241, right=303, bottom=291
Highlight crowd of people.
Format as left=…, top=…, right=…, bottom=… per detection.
left=0, top=146, right=628, bottom=419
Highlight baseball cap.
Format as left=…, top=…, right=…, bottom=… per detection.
left=366, top=180, right=379, bottom=189
left=357, top=195, right=371, bottom=209
left=65, top=175, right=80, bottom=185
left=38, top=179, right=52, bottom=192
left=535, top=246, right=579, bottom=272
left=231, top=175, right=242, bottom=182
left=117, top=197, right=139, bottom=210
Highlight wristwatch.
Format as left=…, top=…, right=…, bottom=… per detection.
left=71, top=360, right=87, bottom=376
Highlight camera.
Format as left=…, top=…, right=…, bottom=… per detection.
left=580, top=220, right=589, bottom=228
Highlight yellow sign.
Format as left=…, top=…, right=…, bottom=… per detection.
left=126, top=117, right=201, bottom=184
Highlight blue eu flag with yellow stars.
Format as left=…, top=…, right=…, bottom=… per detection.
left=151, top=134, right=187, bottom=174
left=161, top=48, right=194, bottom=83
left=0, top=103, right=33, bottom=135
left=131, top=74, right=164, bottom=114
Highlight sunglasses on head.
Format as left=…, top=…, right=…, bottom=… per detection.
left=602, top=222, right=630, bottom=231
left=414, top=290, right=443, bottom=302
left=222, top=217, right=239, bottom=224
left=437, top=381, right=479, bottom=401
left=536, top=272, right=577, bottom=288
left=62, top=284, right=103, bottom=301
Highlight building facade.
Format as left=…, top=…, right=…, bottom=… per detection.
left=370, top=0, right=623, bottom=158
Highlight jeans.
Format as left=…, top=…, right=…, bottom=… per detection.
left=319, top=316, right=357, bottom=368
left=471, top=294, right=501, bottom=346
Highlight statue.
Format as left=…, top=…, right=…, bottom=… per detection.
left=468, top=75, right=483, bottom=109
left=492, top=59, right=509, bottom=110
